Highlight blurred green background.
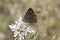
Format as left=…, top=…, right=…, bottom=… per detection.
left=0, top=0, right=60, bottom=40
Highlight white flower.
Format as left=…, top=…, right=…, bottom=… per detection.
left=26, top=27, right=35, bottom=33
left=19, top=34, right=24, bottom=40
left=14, top=31, right=19, bottom=37
left=9, top=17, right=36, bottom=40
left=9, top=24, right=17, bottom=31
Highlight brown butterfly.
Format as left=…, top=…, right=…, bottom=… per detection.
left=24, top=8, right=37, bottom=23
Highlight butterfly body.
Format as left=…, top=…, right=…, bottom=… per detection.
left=24, top=8, right=37, bottom=23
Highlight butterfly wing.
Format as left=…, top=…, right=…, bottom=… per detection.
left=24, top=8, right=37, bottom=23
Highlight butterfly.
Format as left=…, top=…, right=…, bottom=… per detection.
left=24, top=8, right=37, bottom=23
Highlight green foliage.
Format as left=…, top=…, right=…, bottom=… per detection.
left=46, top=5, right=53, bottom=12
left=2, top=0, right=10, bottom=3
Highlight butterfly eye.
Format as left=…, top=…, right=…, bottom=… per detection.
left=23, top=8, right=37, bottom=23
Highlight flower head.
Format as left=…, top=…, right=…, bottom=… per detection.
left=9, top=17, right=36, bottom=40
